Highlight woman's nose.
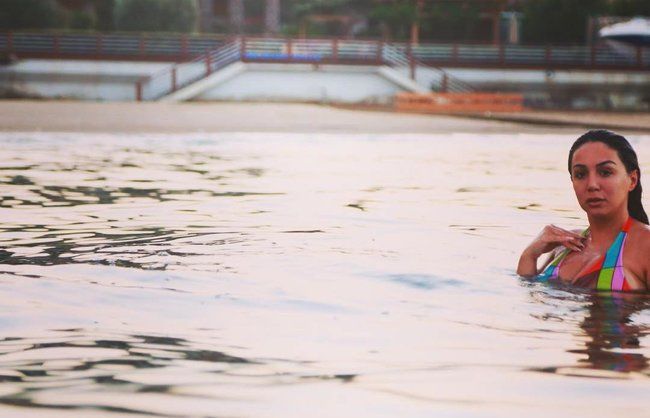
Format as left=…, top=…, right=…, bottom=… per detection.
left=587, top=173, right=600, bottom=191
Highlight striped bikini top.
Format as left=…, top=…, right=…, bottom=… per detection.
left=538, top=218, right=633, bottom=291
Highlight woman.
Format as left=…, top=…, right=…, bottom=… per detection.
left=518, top=130, right=650, bottom=291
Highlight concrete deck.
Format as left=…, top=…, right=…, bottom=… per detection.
left=0, top=100, right=647, bottom=134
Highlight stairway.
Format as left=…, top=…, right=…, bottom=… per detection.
left=137, top=39, right=242, bottom=101
left=381, top=44, right=474, bottom=93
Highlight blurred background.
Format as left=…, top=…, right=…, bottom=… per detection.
left=1, top=0, right=649, bottom=111
left=1, top=0, right=649, bottom=43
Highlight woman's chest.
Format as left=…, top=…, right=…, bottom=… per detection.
left=558, top=249, right=646, bottom=290
left=558, top=249, right=603, bottom=281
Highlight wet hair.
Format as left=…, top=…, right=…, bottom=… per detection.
left=568, top=129, right=648, bottom=224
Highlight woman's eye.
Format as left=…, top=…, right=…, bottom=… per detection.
left=599, top=170, right=612, bottom=177
left=573, top=172, right=585, bottom=179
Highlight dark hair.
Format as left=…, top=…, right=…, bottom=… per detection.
left=568, top=129, right=648, bottom=224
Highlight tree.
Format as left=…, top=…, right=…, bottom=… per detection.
left=115, top=0, right=198, bottom=32
left=521, top=0, right=608, bottom=44
left=608, top=0, right=650, bottom=16
left=65, top=10, right=96, bottom=30
left=421, top=2, right=482, bottom=42
left=368, top=1, right=416, bottom=40
left=95, top=0, right=116, bottom=31
left=0, top=0, right=61, bottom=30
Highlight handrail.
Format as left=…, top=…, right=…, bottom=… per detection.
left=136, top=38, right=241, bottom=100
left=129, top=36, right=649, bottom=100
left=382, top=43, right=473, bottom=93
left=2, top=31, right=648, bottom=71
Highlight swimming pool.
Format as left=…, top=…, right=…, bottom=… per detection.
left=1, top=131, right=649, bottom=417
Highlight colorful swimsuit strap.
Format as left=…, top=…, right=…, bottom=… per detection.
left=596, top=217, right=632, bottom=291
left=538, top=228, right=588, bottom=282
left=538, top=218, right=632, bottom=290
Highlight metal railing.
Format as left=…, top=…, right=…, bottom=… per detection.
left=382, top=43, right=473, bottom=93
left=0, top=31, right=226, bottom=61
left=136, top=38, right=241, bottom=100
left=2, top=31, right=649, bottom=70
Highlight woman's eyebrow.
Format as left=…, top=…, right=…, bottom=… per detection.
left=596, top=160, right=616, bottom=167
left=572, top=160, right=616, bottom=169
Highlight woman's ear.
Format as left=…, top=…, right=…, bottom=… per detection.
left=629, top=169, right=639, bottom=191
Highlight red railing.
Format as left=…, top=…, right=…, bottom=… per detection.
left=128, top=36, right=650, bottom=100
left=2, top=31, right=649, bottom=71
left=135, top=37, right=473, bottom=100
left=135, top=38, right=241, bottom=100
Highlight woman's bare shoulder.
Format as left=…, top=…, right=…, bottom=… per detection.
left=630, top=220, right=650, bottom=235
left=632, top=221, right=650, bottom=241
left=628, top=221, right=650, bottom=260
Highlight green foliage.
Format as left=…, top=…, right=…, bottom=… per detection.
left=115, top=0, right=198, bottom=33
left=290, top=0, right=361, bottom=18
left=95, top=0, right=116, bottom=31
left=608, top=0, right=650, bottom=16
left=368, top=1, right=415, bottom=39
left=66, top=10, right=96, bottom=30
left=521, top=0, right=608, bottom=44
left=422, top=2, right=482, bottom=42
left=0, top=0, right=61, bottom=30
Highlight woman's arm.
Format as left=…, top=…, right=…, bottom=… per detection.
left=517, top=225, right=586, bottom=278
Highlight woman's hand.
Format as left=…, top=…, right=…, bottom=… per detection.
left=517, top=225, right=585, bottom=277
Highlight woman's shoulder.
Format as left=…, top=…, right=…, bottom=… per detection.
left=626, top=220, right=650, bottom=258
left=629, top=219, right=650, bottom=238
left=626, top=221, right=650, bottom=285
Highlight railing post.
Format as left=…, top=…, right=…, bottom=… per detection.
left=181, top=34, right=188, bottom=60
left=499, top=43, right=505, bottom=66
left=286, top=37, right=292, bottom=60
left=53, top=32, right=60, bottom=56
left=171, top=67, right=177, bottom=92
left=7, top=31, right=13, bottom=54
left=139, top=33, right=146, bottom=58
left=590, top=43, right=596, bottom=67
left=96, top=33, right=103, bottom=58
left=332, top=38, right=338, bottom=62
left=240, top=36, right=246, bottom=61
left=636, top=46, right=643, bottom=69
left=205, top=49, right=212, bottom=75
left=135, top=80, right=142, bottom=101
left=376, top=40, right=383, bottom=64
left=441, top=73, right=448, bottom=93
left=408, top=42, right=416, bottom=80
left=545, top=45, right=551, bottom=67
left=452, top=43, right=458, bottom=65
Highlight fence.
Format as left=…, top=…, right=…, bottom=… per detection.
left=0, top=31, right=226, bottom=62
left=2, top=31, right=648, bottom=70
left=136, top=39, right=241, bottom=100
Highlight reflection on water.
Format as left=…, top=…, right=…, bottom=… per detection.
left=578, top=293, right=650, bottom=374
left=529, top=288, right=650, bottom=379
left=1, top=132, right=649, bottom=417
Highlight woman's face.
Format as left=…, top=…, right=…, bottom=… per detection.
left=570, top=141, right=638, bottom=219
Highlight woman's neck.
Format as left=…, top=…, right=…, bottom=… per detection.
left=587, top=210, right=629, bottom=248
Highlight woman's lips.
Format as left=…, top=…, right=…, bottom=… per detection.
left=586, top=198, right=606, bottom=207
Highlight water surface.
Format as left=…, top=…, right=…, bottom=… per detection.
left=1, top=132, right=649, bottom=418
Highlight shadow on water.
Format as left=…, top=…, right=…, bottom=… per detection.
left=0, top=225, right=244, bottom=272
left=0, top=329, right=354, bottom=415
left=0, top=155, right=276, bottom=271
left=1, top=184, right=280, bottom=207
left=527, top=285, right=650, bottom=378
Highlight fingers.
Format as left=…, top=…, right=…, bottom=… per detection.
left=561, top=235, right=585, bottom=252
left=549, top=224, right=585, bottom=239
left=543, top=224, right=586, bottom=252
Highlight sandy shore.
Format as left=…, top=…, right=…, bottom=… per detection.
left=0, top=100, right=648, bottom=134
